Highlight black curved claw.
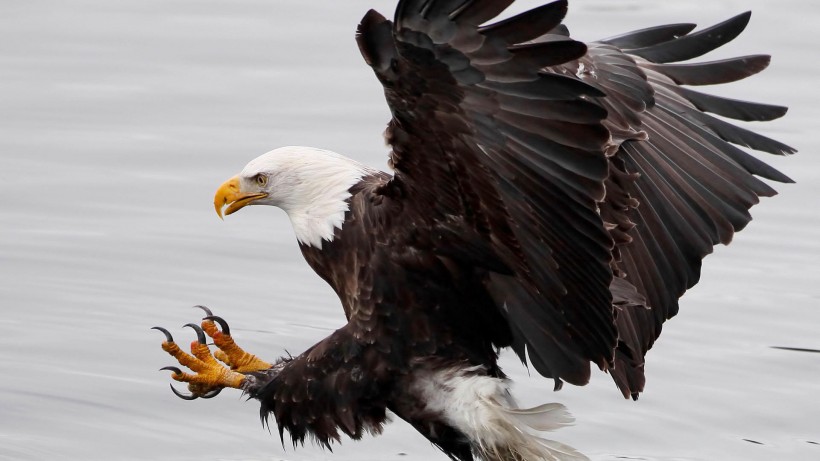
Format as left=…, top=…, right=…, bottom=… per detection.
left=200, top=388, right=223, bottom=399
left=151, top=326, right=174, bottom=343
left=203, top=315, right=231, bottom=336
left=159, top=366, right=183, bottom=375
left=183, top=323, right=207, bottom=344
left=193, top=305, right=214, bottom=317
left=169, top=383, right=198, bottom=401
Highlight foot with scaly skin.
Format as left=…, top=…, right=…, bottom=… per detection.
left=153, top=306, right=274, bottom=400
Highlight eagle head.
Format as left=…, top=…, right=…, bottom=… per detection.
left=213, top=146, right=371, bottom=247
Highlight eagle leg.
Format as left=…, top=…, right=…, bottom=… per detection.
left=198, top=313, right=272, bottom=373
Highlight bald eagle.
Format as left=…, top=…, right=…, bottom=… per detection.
left=153, top=1, right=795, bottom=460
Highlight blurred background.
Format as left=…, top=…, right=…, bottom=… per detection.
left=1, top=1, right=818, bottom=460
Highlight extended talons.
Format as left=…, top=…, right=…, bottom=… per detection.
left=169, top=383, right=199, bottom=401
left=152, top=326, right=174, bottom=343
left=200, top=388, right=222, bottom=399
left=203, top=315, right=231, bottom=336
left=160, top=366, right=183, bottom=375
left=154, top=308, right=264, bottom=400
left=160, top=367, right=202, bottom=400
left=183, top=323, right=207, bottom=344
left=193, top=305, right=214, bottom=317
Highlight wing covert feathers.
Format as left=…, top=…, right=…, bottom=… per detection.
left=357, top=1, right=793, bottom=398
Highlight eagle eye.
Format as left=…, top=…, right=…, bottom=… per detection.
left=254, top=174, right=268, bottom=187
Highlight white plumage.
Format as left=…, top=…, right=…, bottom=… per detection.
left=240, top=146, right=372, bottom=248
left=412, top=365, right=587, bottom=461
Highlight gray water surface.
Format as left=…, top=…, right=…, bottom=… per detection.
left=2, top=1, right=819, bottom=460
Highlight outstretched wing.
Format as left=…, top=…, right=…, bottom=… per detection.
left=358, top=0, right=620, bottom=387
left=356, top=1, right=793, bottom=394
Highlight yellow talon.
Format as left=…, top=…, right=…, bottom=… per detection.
left=201, top=316, right=272, bottom=373
left=159, top=339, right=245, bottom=390
left=153, top=309, right=271, bottom=400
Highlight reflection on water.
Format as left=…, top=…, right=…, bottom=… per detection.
left=1, top=1, right=819, bottom=460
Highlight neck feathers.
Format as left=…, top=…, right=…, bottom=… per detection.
left=278, top=148, right=372, bottom=248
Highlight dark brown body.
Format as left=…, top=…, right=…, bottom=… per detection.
left=276, top=174, right=511, bottom=458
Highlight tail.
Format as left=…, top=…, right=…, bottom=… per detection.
left=413, top=365, right=588, bottom=461
left=472, top=398, right=588, bottom=461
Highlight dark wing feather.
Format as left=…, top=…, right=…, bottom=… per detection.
left=357, top=2, right=793, bottom=398
left=628, top=11, right=752, bottom=63
left=478, top=1, right=569, bottom=44
left=642, top=55, right=771, bottom=86
left=564, top=14, right=794, bottom=397
left=669, top=86, right=788, bottom=122
left=451, top=0, right=516, bottom=25
left=358, top=0, right=619, bottom=386
left=600, top=23, right=697, bottom=49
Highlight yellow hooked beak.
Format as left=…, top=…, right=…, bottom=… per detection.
left=213, top=176, right=268, bottom=219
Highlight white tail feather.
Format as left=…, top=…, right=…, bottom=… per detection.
left=474, top=396, right=588, bottom=461
left=501, top=402, right=575, bottom=432
left=413, top=366, right=589, bottom=461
